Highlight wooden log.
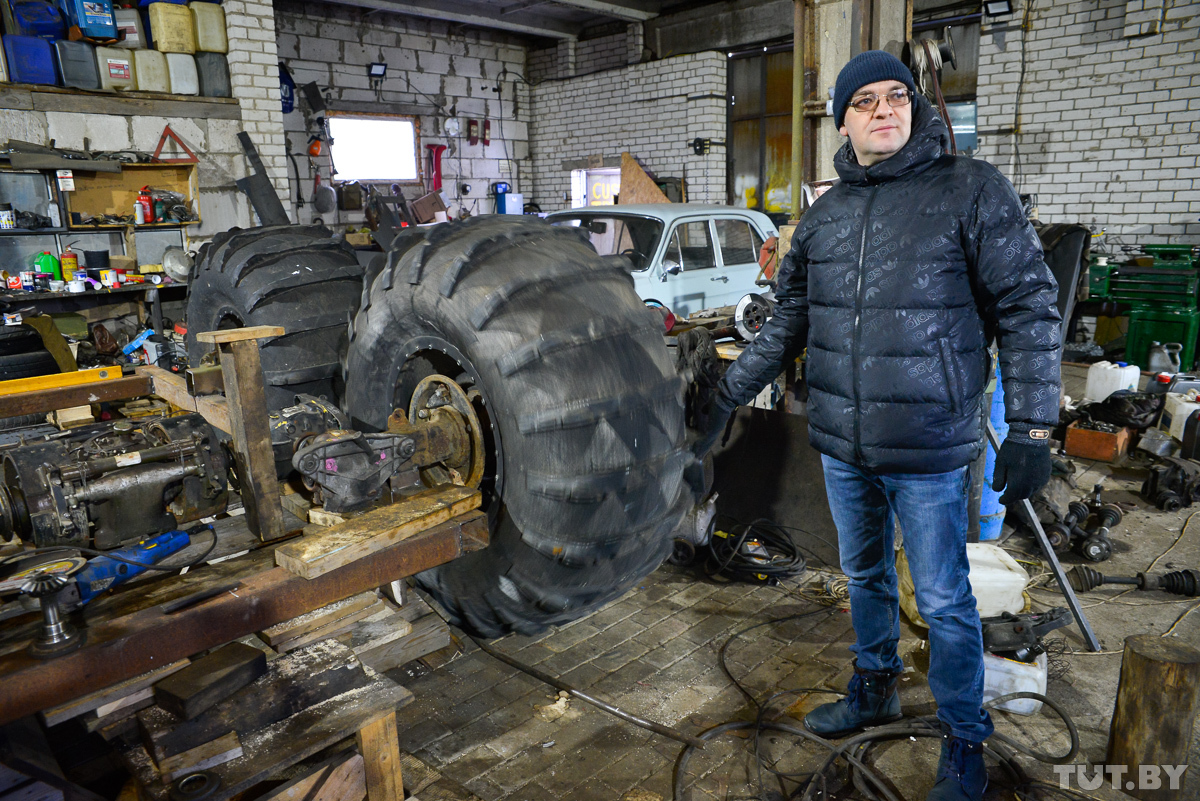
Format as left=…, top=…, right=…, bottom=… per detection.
left=257, top=753, right=365, bottom=801
left=356, top=712, right=402, bottom=801
left=155, top=732, right=243, bottom=781
left=153, top=643, right=267, bottom=721
left=139, top=641, right=370, bottom=761
left=212, top=337, right=286, bottom=541
left=1106, top=634, right=1200, bottom=800
left=275, top=487, right=481, bottom=579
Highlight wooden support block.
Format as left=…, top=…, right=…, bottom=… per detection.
left=1106, top=635, right=1200, bottom=800
left=356, top=712, right=402, bottom=801
left=0, top=375, right=152, bottom=420
left=40, top=660, right=190, bottom=728
left=195, top=326, right=284, bottom=345
left=355, top=596, right=449, bottom=674
left=268, top=600, right=387, bottom=655
left=214, top=337, right=286, bottom=542
left=309, top=508, right=349, bottom=528
left=276, top=487, right=481, bottom=579
left=94, top=687, right=154, bottom=719
left=259, top=593, right=380, bottom=648
left=82, top=696, right=155, bottom=734
left=48, top=405, right=94, bottom=430
left=337, top=609, right=412, bottom=661
left=138, top=366, right=231, bottom=434
left=153, top=643, right=268, bottom=721
left=156, top=732, right=243, bottom=781
left=257, top=753, right=365, bottom=801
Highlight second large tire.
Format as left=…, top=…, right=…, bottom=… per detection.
left=343, top=216, right=691, bottom=637
left=185, top=225, right=364, bottom=411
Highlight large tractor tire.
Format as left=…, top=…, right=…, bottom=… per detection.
left=185, top=225, right=364, bottom=411
left=343, top=216, right=691, bottom=637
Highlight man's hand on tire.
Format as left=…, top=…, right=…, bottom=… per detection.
left=992, top=423, right=1052, bottom=505
left=692, top=394, right=735, bottom=459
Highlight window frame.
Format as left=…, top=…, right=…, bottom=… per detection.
left=726, top=45, right=793, bottom=212
left=325, top=111, right=423, bottom=186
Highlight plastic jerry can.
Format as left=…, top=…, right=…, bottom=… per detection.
left=165, top=51, right=196, bottom=94
left=95, top=45, right=135, bottom=90
left=58, top=0, right=116, bottom=39
left=187, top=1, right=224, bottom=52
left=148, top=2, right=194, bottom=53
left=897, top=543, right=1028, bottom=627
left=194, top=50, right=229, bottom=97
left=3, top=0, right=66, bottom=40
left=112, top=7, right=145, bottom=48
left=981, top=651, right=1047, bottom=715
left=1083, top=360, right=1140, bottom=402
left=132, top=47, right=167, bottom=92
left=2, top=35, right=58, bottom=84
left=53, top=39, right=99, bottom=89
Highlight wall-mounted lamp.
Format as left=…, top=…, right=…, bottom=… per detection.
left=367, top=62, right=387, bottom=78
left=983, top=0, right=1013, bottom=16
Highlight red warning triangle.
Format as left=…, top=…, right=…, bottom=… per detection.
left=152, top=125, right=199, bottom=164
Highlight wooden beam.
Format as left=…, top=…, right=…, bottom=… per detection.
left=0, top=375, right=151, bottom=419
left=195, top=326, right=284, bottom=345
left=0, top=511, right=488, bottom=725
left=138, top=366, right=232, bottom=434
left=357, top=712, right=403, bottom=801
left=275, top=486, right=481, bottom=579
left=22, top=87, right=241, bottom=120
left=256, top=753, right=365, bottom=801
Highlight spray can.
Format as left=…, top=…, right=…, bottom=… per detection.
left=134, top=201, right=146, bottom=225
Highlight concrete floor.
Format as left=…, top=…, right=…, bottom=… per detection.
left=389, top=366, right=1200, bottom=800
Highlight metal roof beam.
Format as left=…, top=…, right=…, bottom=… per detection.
left=322, top=0, right=579, bottom=39
left=547, top=0, right=656, bottom=21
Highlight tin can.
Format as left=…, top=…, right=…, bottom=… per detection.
left=34, top=273, right=52, bottom=290
left=19, top=271, right=35, bottom=290
left=68, top=279, right=86, bottom=293
left=100, top=270, right=117, bottom=287
left=6, top=275, right=21, bottom=290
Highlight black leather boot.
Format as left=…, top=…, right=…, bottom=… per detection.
left=803, top=660, right=903, bottom=738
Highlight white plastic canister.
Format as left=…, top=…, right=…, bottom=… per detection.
left=133, top=49, right=169, bottom=93
left=189, top=2, right=227, bottom=53
left=1084, top=361, right=1140, bottom=402
left=898, top=543, right=1029, bottom=627
left=982, top=651, right=1048, bottom=715
left=166, top=52, right=199, bottom=95
left=95, top=46, right=136, bottom=91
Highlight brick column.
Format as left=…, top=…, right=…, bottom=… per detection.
left=224, top=0, right=291, bottom=218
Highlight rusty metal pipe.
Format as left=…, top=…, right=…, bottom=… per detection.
left=68, top=462, right=201, bottom=503
left=59, top=440, right=200, bottom=483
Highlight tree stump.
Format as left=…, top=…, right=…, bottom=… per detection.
left=1106, top=634, right=1200, bottom=800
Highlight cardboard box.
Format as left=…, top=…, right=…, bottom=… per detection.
left=1064, top=421, right=1131, bottom=462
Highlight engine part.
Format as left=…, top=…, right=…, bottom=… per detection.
left=1067, top=565, right=1200, bottom=597
left=16, top=559, right=86, bottom=658
left=269, top=394, right=349, bottom=475
left=734, top=292, right=774, bottom=342
left=980, top=607, right=1071, bottom=660
left=1043, top=484, right=1122, bottom=561
left=292, top=377, right=481, bottom=513
left=1141, top=456, right=1200, bottom=512
left=0, top=415, right=229, bottom=549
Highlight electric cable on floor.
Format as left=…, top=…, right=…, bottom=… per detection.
left=705, top=518, right=808, bottom=584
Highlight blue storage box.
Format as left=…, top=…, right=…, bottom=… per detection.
left=2, top=0, right=66, bottom=40
left=2, top=34, right=58, bottom=84
left=57, top=0, right=116, bottom=39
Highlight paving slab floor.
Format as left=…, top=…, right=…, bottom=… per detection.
left=387, top=366, right=1200, bottom=800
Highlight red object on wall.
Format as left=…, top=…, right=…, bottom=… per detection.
left=425, top=144, right=447, bottom=192
left=482, top=119, right=491, bottom=146
left=467, top=119, right=479, bottom=146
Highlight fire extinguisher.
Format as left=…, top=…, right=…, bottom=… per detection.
left=138, top=187, right=154, bottom=224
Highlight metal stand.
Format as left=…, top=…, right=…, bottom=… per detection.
left=985, top=421, right=1101, bottom=652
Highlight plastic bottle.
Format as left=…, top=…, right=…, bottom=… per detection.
left=34, top=251, right=62, bottom=281
left=1147, top=342, right=1183, bottom=374
left=1084, top=361, right=1140, bottom=402
left=134, top=200, right=146, bottom=225
left=60, top=246, right=78, bottom=281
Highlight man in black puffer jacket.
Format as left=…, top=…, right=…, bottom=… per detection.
left=696, top=52, right=1060, bottom=801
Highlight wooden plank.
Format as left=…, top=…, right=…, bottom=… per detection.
left=195, top=326, right=285, bottom=344
left=153, top=643, right=267, bottom=721
left=257, top=753, right=365, bottom=801
left=0, top=375, right=151, bottom=419
left=139, top=641, right=370, bottom=762
left=138, top=365, right=231, bottom=434
left=0, top=511, right=486, bottom=725
left=354, top=615, right=438, bottom=675
left=218, top=338, right=285, bottom=541
left=268, top=601, right=386, bottom=655
left=619, top=151, right=671, bottom=205
left=39, top=660, right=190, bottom=727
left=0, top=85, right=34, bottom=110
left=276, top=487, right=481, bottom=579
left=29, top=90, right=240, bottom=120
left=94, top=687, right=154, bottom=719
left=356, top=712, right=402, bottom=801
left=81, top=697, right=154, bottom=734
left=156, top=732, right=243, bottom=781
left=122, top=665, right=412, bottom=801
left=0, top=366, right=121, bottom=396
left=259, top=593, right=380, bottom=647
left=337, top=609, right=412, bottom=660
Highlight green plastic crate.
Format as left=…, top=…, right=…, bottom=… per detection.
left=1126, top=307, right=1200, bottom=370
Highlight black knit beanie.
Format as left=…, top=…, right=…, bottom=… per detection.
left=833, top=50, right=917, bottom=129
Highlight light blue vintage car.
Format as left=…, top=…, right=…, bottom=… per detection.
left=546, top=204, right=780, bottom=318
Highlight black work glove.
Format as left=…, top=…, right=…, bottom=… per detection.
left=691, top=393, right=735, bottom=460
left=992, top=422, right=1052, bottom=505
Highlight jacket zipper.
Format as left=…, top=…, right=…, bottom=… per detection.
left=852, top=185, right=881, bottom=464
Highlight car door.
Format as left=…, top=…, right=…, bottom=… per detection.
left=710, top=216, right=767, bottom=307
left=661, top=219, right=720, bottom=316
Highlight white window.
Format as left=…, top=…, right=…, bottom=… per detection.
left=327, top=115, right=419, bottom=183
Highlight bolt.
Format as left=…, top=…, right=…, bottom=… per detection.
left=418, top=409, right=429, bottom=419
left=399, top=440, right=416, bottom=458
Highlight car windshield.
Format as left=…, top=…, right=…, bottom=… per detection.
left=549, top=216, right=664, bottom=270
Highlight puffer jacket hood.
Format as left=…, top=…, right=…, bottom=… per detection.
left=716, top=95, right=1061, bottom=474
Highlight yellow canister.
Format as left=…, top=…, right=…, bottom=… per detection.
left=148, top=2, right=196, bottom=54
left=60, top=247, right=78, bottom=281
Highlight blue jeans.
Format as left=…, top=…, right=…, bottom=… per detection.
left=821, top=454, right=994, bottom=743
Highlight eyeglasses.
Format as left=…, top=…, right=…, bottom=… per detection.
left=848, top=89, right=912, bottom=114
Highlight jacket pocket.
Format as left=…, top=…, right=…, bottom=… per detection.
left=938, top=338, right=963, bottom=416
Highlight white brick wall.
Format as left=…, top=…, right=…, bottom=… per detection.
left=976, top=0, right=1199, bottom=243
left=528, top=51, right=728, bottom=210
left=274, top=1, right=532, bottom=222
left=528, top=23, right=642, bottom=82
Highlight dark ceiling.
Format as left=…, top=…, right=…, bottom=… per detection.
left=312, top=0, right=730, bottom=42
